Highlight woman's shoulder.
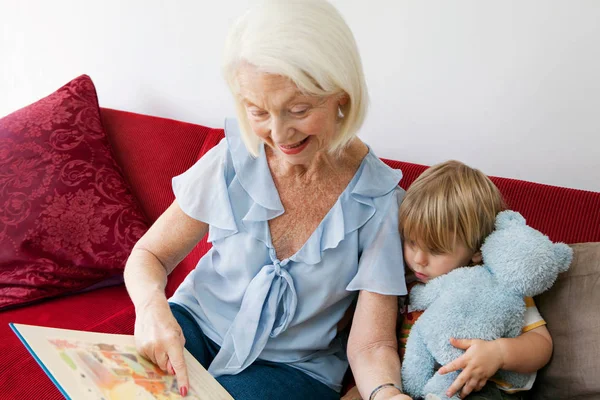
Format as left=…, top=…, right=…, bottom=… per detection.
left=350, top=140, right=403, bottom=201
left=344, top=137, right=369, bottom=166
left=335, top=141, right=404, bottom=244
left=223, top=118, right=275, bottom=182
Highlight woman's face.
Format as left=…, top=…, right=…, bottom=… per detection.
left=237, top=65, right=346, bottom=166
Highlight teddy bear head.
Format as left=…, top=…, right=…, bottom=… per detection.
left=481, top=210, right=572, bottom=297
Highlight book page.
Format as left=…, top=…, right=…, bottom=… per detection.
left=11, top=323, right=233, bottom=400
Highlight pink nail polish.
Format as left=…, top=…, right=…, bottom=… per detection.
left=180, top=386, right=188, bottom=397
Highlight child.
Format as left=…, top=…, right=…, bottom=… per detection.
left=341, top=160, right=552, bottom=400
left=398, top=160, right=552, bottom=399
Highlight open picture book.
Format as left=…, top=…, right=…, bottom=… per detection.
left=10, top=323, right=234, bottom=400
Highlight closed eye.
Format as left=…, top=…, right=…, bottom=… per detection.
left=249, top=109, right=268, bottom=118
left=290, top=106, right=310, bottom=116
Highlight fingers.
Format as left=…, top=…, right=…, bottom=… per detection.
left=445, top=368, right=489, bottom=398
left=440, top=338, right=472, bottom=375
left=139, top=341, right=189, bottom=397
left=460, top=378, right=487, bottom=398
left=449, top=337, right=472, bottom=350
left=447, top=377, right=486, bottom=399
left=168, top=343, right=190, bottom=397
left=475, top=380, right=486, bottom=391
left=133, top=308, right=188, bottom=396
left=155, top=349, right=170, bottom=371
left=137, top=339, right=158, bottom=365
left=459, top=379, right=478, bottom=399
left=445, top=369, right=468, bottom=398
left=439, top=355, right=467, bottom=375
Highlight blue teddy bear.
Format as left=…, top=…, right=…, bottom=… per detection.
left=401, top=210, right=572, bottom=400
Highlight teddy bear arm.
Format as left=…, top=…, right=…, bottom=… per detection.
left=410, top=276, right=445, bottom=310
left=501, top=308, right=527, bottom=340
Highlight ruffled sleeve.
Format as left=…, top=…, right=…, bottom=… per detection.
left=346, top=187, right=408, bottom=296
left=171, top=138, right=238, bottom=238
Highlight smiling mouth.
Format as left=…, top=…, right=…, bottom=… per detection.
left=279, top=137, right=309, bottom=149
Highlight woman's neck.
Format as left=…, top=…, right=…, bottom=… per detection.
left=266, top=138, right=368, bottom=185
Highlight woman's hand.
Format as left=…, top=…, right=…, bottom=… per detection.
left=340, top=385, right=413, bottom=400
left=124, top=201, right=209, bottom=397
left=341, top=385, right=362, bottom=400
left=389, top=395, right=413, bottom=400
left=134, top=296, right=189, bottom=396
left=438, top=338, right=504, bottom=398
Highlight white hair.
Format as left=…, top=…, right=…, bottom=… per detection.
left=222, top=0, right=369, bottom=156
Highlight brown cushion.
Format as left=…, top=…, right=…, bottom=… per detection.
left=533, top=242, right=600, bottom=399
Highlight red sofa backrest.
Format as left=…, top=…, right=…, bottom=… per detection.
left=101, top=109, right=600, bottom=294
left=100, top=108, right=216, bottom=294
left=384, top=159, right=600, bottom=245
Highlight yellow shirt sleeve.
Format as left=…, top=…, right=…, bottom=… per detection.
left=522, top=297, right=546, bottom=332
left=491, top=297, right=547, bottom=392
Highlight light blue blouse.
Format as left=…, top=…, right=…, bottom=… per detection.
left=169, top=119, right=408, bottom=391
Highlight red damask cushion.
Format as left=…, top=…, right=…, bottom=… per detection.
left=0, top=75, right=148, bottom=310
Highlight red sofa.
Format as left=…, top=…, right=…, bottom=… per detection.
left=1, top=108, right=599, bottom=399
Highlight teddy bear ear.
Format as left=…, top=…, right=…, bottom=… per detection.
left=495, top=210, right=527, bottom=230
left=554, top=243, right=574, bottom=273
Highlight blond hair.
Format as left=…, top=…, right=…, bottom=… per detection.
left=222, top=0, right=368, bottom=157
left=399, top=160, right=506, bottom=254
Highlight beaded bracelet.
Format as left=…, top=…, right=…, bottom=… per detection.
left=369, top=383, right=404, bottom=400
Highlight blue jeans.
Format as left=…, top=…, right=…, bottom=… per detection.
left=170, top=303, right=340, bottom=400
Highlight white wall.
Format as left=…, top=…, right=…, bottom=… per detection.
left=2, top=1, right=599, bottom=192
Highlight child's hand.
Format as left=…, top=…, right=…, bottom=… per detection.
left=438, top=337, right=504, bottom=398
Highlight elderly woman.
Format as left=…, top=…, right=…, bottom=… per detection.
left=124, top=1, right=409, bottom=399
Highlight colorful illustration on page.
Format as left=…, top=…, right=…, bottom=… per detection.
left=48, top=338, right=201, bottom=400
